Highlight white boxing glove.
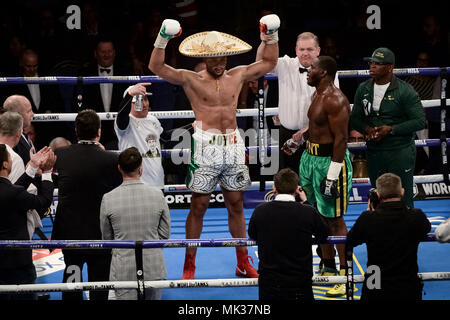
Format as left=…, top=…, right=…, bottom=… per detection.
left=259, top=14, right=280, bottom=44
left=154, top=19, right=182, bottom=49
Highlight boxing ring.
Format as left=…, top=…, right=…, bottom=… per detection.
left=0, top=66, right=449, bottom=300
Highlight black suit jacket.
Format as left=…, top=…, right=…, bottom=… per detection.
left=0, top=173, right=54, bottom=269
left=248, top=200, right=328, bottom=288
left=13, top=133, right=33, bottom=165
left=51, top=143, right=122, bottom=241
left=346, top=201, right=431, bottom=299
left=79, top=63, right=129, bottom=113
left=6, top=79, right=62, bottom=114
left=77, top=63, right=130, bottom=148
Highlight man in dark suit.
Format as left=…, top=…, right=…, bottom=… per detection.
left=78, top=38, right=130, bottom=149
left=0, top=143, right=55, bottom=300
left=346, top=173, right=431, bottom=300
left=51, top=109, right=122, bottom=300
left=248, top=168, right=328, bottom=300
left=6, top=49, right=64, bottom=149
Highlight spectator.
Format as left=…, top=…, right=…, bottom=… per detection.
left=12, top=49, right=61, bottom=114
left=256, top=32, right=339, bottom=175
left=0, top=111, right=27, bottom=181
left=49, top=137, right=71, bottom=152
left=350, top=48, right=426, bottom=208
left=3, top=95, right=35, bottom=165
left=346, top=173, right=431, bottom=300
left=7, top=49, right=64, bottom=148
left=248, top=168, right=328, bottom=300
left=100, top=147, right=170, bottom=300
left=0, top=111, right=53, bottom=240
left=51, top=109, right=122, bottom=300
left=0, top=142, right=55, bottom=300
left=348, top=129, right=368, bottom=178
left=79, top=38, right=130, bottom=149
left=114, top=83, right=164, bottom=189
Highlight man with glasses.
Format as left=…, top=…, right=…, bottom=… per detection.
left=350, top=48, right=426, bottom=208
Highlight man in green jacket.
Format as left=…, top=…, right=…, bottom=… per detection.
left=350, top=48, right=426, bottom=208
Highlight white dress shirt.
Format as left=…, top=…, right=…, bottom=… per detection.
left=98, top=65, right=113, bottom=112
left=26, top=72, right=41, bottom=111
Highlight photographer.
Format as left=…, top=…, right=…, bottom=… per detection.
left=346, top=173, right=431, bottom=300
left=248, top=168, right=328, bottom=300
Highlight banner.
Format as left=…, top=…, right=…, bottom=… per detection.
left=243, top=184, right=372, bottom=209
left=47, top=181, right=450, bottom=212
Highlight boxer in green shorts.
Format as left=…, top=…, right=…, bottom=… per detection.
left=282, top=56, right=354, bottom=297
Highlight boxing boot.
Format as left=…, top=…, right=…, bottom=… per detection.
left=325, top=269, right=358, bottom=297
left=235, top=248, right=259, bottom=278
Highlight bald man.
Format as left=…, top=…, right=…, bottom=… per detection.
left=3, top=95, right=35, bottom=164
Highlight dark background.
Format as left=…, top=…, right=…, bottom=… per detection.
left=0, top=0, right=448, bottom=102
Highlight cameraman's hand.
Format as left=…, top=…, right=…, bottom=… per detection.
left=296, top=186, right=308, bottom=203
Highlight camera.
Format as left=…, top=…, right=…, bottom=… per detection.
left=134, top=94, right=143, bottom=111
left=368, top=188, right=379, bottom=210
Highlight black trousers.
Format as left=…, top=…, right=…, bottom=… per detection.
left=279, top=125, right=305, bottom=175
left=0, top=263, right=37, bottom=300
left=259, top=284, right=314, bottom=301
left=61, top=249, right=111, bottom=300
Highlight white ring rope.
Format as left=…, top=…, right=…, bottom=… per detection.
left=0, top=272, right=448, bottom=293
left=31, top=99, right=450, bottom=122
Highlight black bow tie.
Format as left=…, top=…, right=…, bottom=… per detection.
left=299, top=67, right=308, bottom=73
left=100, top=68, right=111, bottom=74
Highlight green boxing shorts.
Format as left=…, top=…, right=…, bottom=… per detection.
left=299, top=140, right=353, bottom=218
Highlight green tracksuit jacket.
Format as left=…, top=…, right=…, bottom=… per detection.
left=350, top=76, right=426, bottom=207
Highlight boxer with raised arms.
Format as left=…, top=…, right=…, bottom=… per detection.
left=149, top=14, right=280, bottom=279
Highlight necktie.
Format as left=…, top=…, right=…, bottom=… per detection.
left=299, top=67, right=308, bottom=73
left=100, top=68, right=111, bottom=74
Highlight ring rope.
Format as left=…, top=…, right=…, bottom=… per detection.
left=30, top=99, right=450, bottom=122
left=160, top=139, right=450, bottom=157
left=1, top=67, right=449, bottom=85
left=0, top=233, right=436, bottom=249
left=162, top=174, right=449, bottom=193
left=0, top=272, right=449, bottom=293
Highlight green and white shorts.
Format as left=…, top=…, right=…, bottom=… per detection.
left=185, top=127, right=251, bottom=194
